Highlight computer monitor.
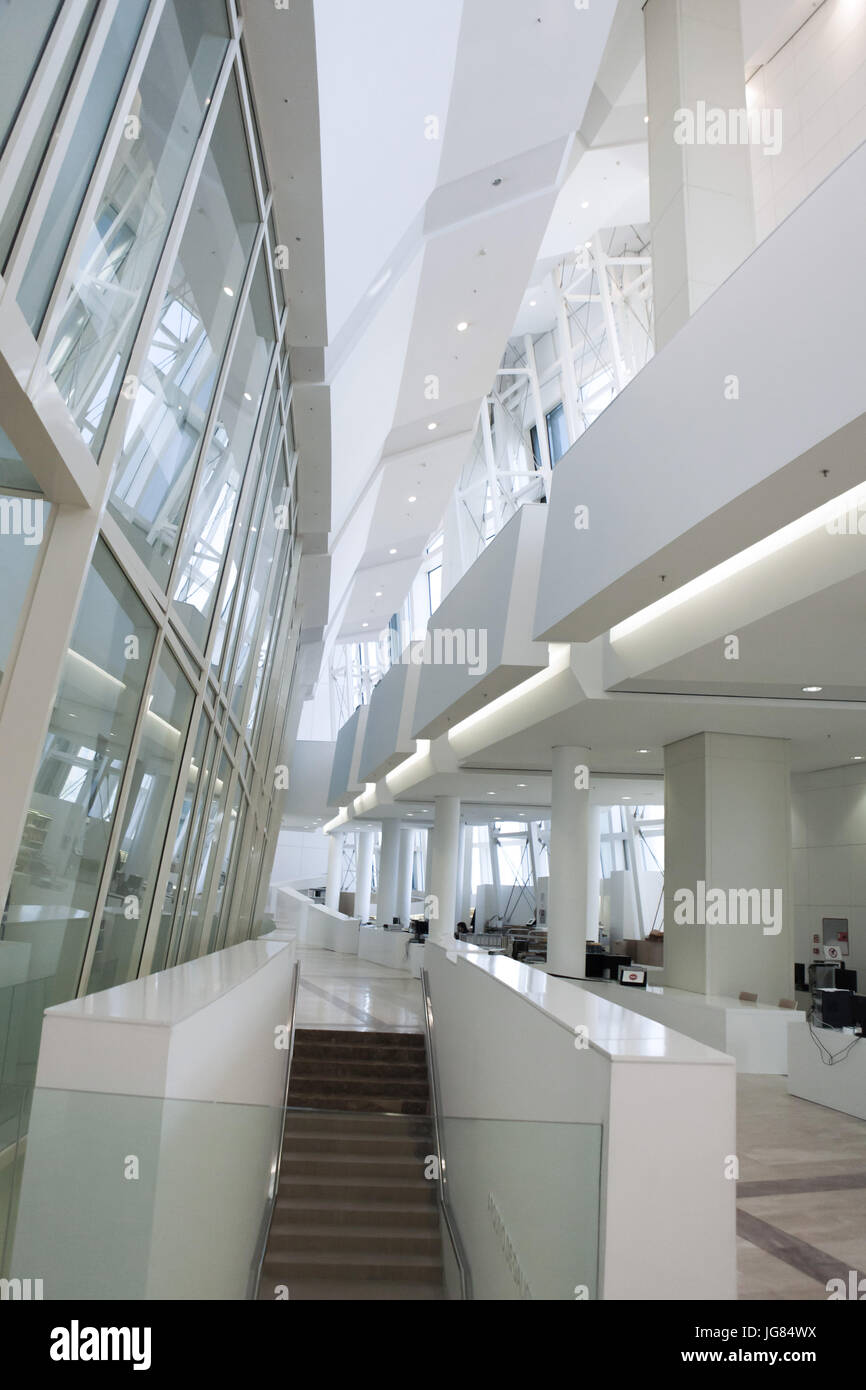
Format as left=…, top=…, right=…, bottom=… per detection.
left=619, top=965, right=646, bottom=988
left=851, top=995, right=866, bottom=1035
left=809, top=963, right=837, bottom=992
left=584, top=952, right=606, bottom=979
left=820, top=989, right=854, bottom=1029
left=835, top=967, right=858, bottom=992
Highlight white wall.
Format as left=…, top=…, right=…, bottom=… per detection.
left=791, top=762, right=866, bottom=982
left=748, top=0, right=866, bottom=241
left=270, top=827, right=330, bottom=889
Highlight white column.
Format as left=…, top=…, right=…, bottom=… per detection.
left=547, top=746, right=592, bottom=978
left=586, top=805, right=603, bottom=941
left=457, top=824, right=474, bottom=926
left=397, top=826, right=414, bottom=927
left=644, top=0, right=755, bottom=349
left=355, top=829, right=374, bottom=923
left=663, top=733, right=793, bottom=1001
left=428, top=796, right=461, bottom=947
left=377, top=819, right=401, bottom=926
left=324, top=831, right=344, bottom=911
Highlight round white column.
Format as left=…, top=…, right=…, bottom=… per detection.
left=429, top=796, right=461, bottom=946
left=355, top=829, right=374, bottom=923
left=547, top=746, right=591, bottom=977
left=397, top=826, right=415, bottom=927
left=457, top=823, right=473, bottom=925
left=377, top=819, right=401, bottom=926
left=324, top=831, right=344, bottom=911
left=585, top=805, right=603, bottom=941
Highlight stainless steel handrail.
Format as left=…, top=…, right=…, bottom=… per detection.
left=419, top=965, right=472, bottom=1301
left=250, top=957, right=301, bottom=1299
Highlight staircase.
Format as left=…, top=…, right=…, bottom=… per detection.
left=259, top=1028, right=445, bottom=1300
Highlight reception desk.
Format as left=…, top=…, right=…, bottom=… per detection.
left=358, top=924, right=410, bottom=969
left=787, top=1019, right=866, bottom=1120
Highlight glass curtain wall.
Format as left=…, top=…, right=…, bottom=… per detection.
left=0, top=0, right=301, bottom=1272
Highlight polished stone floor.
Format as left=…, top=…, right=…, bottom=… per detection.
left=293, top=947, right=866, bottom=1300
left=295, top=947, right=423, bottom=1033
left=736, top=1073, right=866, bottom=1299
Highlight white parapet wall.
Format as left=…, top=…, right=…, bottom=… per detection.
left=9, top=938, right=295, bottom=1300
left=577, top=978, right=805, bottom=1075
left=425, top=942, right=736, bottom=1301
left=273, top=882, right=360, bottom=954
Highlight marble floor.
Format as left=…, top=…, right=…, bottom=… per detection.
left=292, top=948, right=866, bottom=1300
left=295, top=947, right=423, bottom=1033
left=736, top=1074, right=866, bottom=1299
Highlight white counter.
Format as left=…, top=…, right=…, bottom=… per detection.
left=787, top=1020, right=866, bottom=1120
left=576, top=976, right=805, bottom=1074
left=358, top=924, right=410, bottom=969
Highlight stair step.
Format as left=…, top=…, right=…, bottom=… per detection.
left=261, top=1250, right=443, bottom=1284
left=258, top=1277, right=444, bottom=1301
left=281, top=1151, right=432, bottom=1180
left=283, top=1110, right=432, bottom=1137
left=274, top=1198, right=439, bottom=1227
left=288, top=1076, right=429, bottom=1097
left=291, top=1058, right=428, bottom=1080
left=294, top=1029, right=425, bottom=1049
left=267, top=1222, right=441, bottom=1254
left=283, top=1131, right=430, bottom=1157
left=285, top=1093, right=429, bottom=1115
left=277, top=1174, right=437, bottom=1204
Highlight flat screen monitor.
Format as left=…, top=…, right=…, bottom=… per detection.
left=835, top=968, right=858, bottom=992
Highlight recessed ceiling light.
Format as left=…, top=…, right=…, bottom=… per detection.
left=852, top=756, right=864, bottom=762
left=375, top=590, right=383, bottom=597
left=584, top=241, right=592, bottom=249
left=427, top=422, right=438, bottom=431
left=223, top=285, right=234, bottom=296
left=389, top=548, right=397, bottom=555
left=487, top=791, right=496, bottom=796
left=529, top=299, right=537, bottom=306
left=517, top=783, right=527, bottom=788
left=457, top=321, right=469, bottom=332
left=622, top=796, right=632, bottom=801
left=802, top=686, right=823, bottom=693
left=644, top=115, right=649, bottom=123
left=637, top=748, right=649, bottom=754
left=581, top=200, right=589, bottom=209
left=408, top=495, right=416, bottom=502
left=362, top=622, right=368, bottom=628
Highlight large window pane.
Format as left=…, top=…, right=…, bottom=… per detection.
left=45, top=0, right=229, bottom=455
left=172, top=252, right=275, bottom=650
left=16, top=0, right=151, bottom=333
left=0, top=541, right=155, bottom=1095
left=106, top=75, right=259, bottom=590
left=230, top=462, right=284, bottom=722
left=0, top=492, right=50, bottom=693
left=0, top=2, right=98, bottom=273
left=176, top=750, right=231, bottom=962
left=149, top=711, right=205, bottom=973
left=211, top=386, right=279, bottom=680
left=0, top=0, right=63, bottom=159
left=86, top=647, right=195, bottom=994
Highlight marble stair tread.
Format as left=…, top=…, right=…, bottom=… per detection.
left=274, top=1199, right=439, bottom=1226
left=267, top=1223, right=441, bottom=1253
left=259, top=1278, right=445, bottom=1301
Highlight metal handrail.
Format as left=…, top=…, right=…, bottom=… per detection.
left=249, top=957, right=301, bottom=1299
left=419, top=965, right=472, bottom=1301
